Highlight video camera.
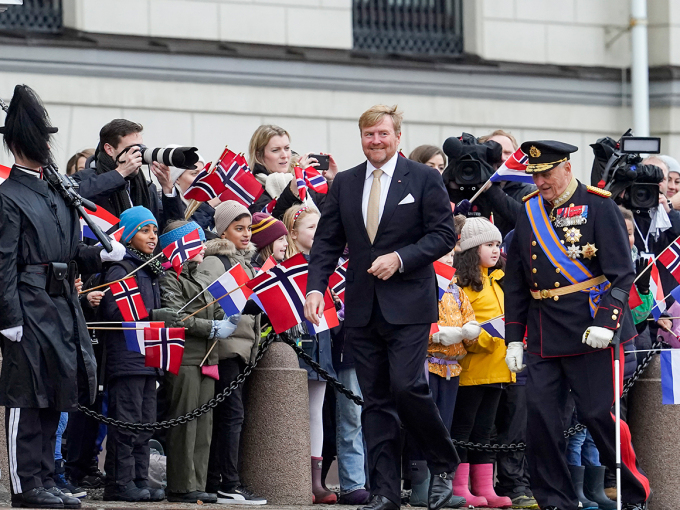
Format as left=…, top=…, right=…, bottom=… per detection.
left=441, top=133, right=503, bottom=204
left=590, top=130, right=662, bottom=210
left=117, top=144, right=200, bottom=170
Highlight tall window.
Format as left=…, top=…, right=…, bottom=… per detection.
left=0, top=0, right=62, bottom=33
left=353, top=0, right=463, bottom=56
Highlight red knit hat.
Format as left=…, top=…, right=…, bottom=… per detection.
left=251, top=213, right=288, bottom=249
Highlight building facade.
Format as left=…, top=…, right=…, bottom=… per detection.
left=0, top=0, right=679, bottom=183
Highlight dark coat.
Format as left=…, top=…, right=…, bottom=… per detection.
left=100, top=250, right=164, bottom=380
left=307, top=156, right=456, bottom=327
left=72, top=166, right=184, bottom=232
left=272, top=181, right=328, bottom=219
left=505, top=180, right=637, bottom=357
left=0, top=166, right=102, bottom=409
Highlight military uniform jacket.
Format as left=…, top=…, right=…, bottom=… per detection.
left=505, top=178, right=636, bottom=357
left=0, top=166, right=102, bottom=409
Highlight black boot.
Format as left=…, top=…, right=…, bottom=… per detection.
left=46, top=487, right=81, bottom=509
left=584, top=466, right=616, bottom=510
left=103, top=481, right=150, bottom=502
left=11, top=487, right=64, bottom=509
left=568, top=465, right=598, bottom=510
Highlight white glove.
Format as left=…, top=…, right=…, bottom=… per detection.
left=1, top=326, right=23, bottom=343
left=433, top=326, right=464, bottom=346
left=100, top=240, right=126, bottom=262
left=265, top=172, right=293, bottom=199
left=582, top=326, right=614, bottom=349
left=461, top=320, right=481, bottom=340
left=505, top=342, right=525, bottom=373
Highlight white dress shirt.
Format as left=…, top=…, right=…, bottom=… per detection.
left=362, top=152, right=399, bottom=226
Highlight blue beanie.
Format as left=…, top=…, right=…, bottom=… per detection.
left=119, top=206, right=157, bottom=244
left=159, top=221, right=205, bottom=250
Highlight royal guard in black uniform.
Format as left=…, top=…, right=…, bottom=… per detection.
left=504, top=141, right=651, bottom=510
left=0, top=85, right=125, bottom=509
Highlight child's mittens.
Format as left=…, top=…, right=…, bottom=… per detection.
left=461, top=321, right=481, bottom=340
left=433, top=326, right=464, bottom=346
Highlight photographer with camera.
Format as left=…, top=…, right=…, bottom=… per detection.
left=442, top=132, right=533, bottom=237
left=72, top=119, right=186, bottom=232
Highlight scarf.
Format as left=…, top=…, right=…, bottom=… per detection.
left=95, top=145, right=153, bottom=217
left=128, top=247, right=165, bottom=276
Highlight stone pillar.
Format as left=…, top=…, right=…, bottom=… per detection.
left=628, top=355, right=680, bottom=510
left=241, top=341, right=312, bottom=505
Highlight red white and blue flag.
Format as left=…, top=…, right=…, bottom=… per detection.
left=162, top=228, right=204, bottom=277
left=80, top=207, right=120, bottom=241
left=651, top=263, right=666, bottom=321
left=294, top=166, right=307, bottom=202
left=183, top=167, right=222, bottom=202
left=658, top=236, right=680, bottom=284
left=433, top=261, right=457, bottom=301
left=207, top=263, right=254, bottom=317
left=144, top=327, right=186, bottom=375
left=218, top=158, right=264, bottom=207
left=110, top=277, right=149, bottom=321
left=480, top=315, right=505, bottom=340
left=246, top=253, right=338, bottom=334
left=302, top=166, right=328, bottom=194
left=328, top=259, right=348, bottom=304
left=0, top=164, right=10, bottom=186
left=489, top=148, right=533, bottom=184
left=261, top=198, right=277, bottom=214
left=123, top=321, right=164, bottom=353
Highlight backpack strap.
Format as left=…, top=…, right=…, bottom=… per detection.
left=214, top=254, right=232, bottom=273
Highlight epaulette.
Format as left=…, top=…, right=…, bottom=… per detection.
left=586, top=185, right=611, bottom=198
left=522, top=190, right=540, bottom=202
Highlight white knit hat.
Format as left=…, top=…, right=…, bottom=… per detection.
left=459, top=217, right=502, bottom=252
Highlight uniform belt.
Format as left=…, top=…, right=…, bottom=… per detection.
left=530, top=275, right=607, bottom=300
left=18, top=264, right=48, bottom=274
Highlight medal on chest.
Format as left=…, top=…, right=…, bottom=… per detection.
left=554, top=205, right=588, bottom=227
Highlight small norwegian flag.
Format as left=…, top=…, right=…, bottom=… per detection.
left=183, top=167, right=225, bottom=202
left=489, top=148, right=533, bottom=184
left=294, top=166, right=307, bottom=202
left=658, top=236, right=680, bottom=284
left=218, top=158, right=264, bottom=207
left=650, top=262, right=666, bottom=321
left=303, top=166, right=328, bottom=194
left=162, top=228, right=204, bottom=277
left=144, top=327, right=186, bottom=375
left=207, top=263, right=254, bottom=316
left=328, top=259, right=348, bottom=303
left=246, top=253, right=338, bottom=334
left=235, top=153, right=251, bottom=173
left=433, top=261, right=457, bottom=301
left=261, top=198, right=277, bottom=214
left=110, top=277, right=149, bottom=321
left=123, top=321, right=164, bottom=353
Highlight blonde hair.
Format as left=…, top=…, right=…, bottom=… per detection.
left=66, top=148, right=95, bottom=175
left=359, top=104, right=403, bottom=135
left=248, top=124, right=293, bottom=174
left=282, top=205, right=320, bottom=258
left=478, top=130, right=518, bottom=150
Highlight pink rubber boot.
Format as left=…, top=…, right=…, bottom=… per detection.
left=452, top=463, right=488, bottom=508
left=470, top=463, right=512, bottom=509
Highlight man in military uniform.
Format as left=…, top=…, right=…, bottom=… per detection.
left=504, top=141, right=651, bottom=510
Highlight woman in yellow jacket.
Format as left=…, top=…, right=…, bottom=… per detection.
left=451, top=218, right=515, bottom=509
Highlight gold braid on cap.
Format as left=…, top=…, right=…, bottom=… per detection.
left=526, top=157, right=568, bottom=174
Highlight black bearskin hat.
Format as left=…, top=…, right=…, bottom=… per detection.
left=0, top=85, right=58, bottom=166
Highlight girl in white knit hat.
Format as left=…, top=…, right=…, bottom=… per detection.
left=450, top=217, right=515, bottom=509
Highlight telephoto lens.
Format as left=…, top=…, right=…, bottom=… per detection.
left=140, top=146, right=200, bottom=170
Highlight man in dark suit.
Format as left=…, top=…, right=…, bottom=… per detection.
left=305, top=105, right=459, bottom=510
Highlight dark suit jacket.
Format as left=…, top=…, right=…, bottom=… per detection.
left=307, top=156, right=456, bottom=328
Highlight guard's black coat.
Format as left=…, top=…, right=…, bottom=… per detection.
left=0, top=166, right=102, bottom=410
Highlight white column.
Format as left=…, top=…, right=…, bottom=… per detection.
left=630, top=0, right=650, bottom=137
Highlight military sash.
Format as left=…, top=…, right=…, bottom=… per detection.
left=525, top=195, right=609, bottom=316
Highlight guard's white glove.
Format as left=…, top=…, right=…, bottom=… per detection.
left=582, top=326, right=614, bottom=349
left=433, top=326, right=464, bottom=346
left=1, top=326, right=23, bottom=343
left=461, top=320, right=481, bottom=340
left=505, top=342, right=525, bottom=373
left=100, top=240, right=126, bottom=262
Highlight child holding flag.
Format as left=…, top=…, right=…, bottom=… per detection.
left=159, top=220, right=239, bottom=503
left=283, top=205, right=338, bottom=505
left=451, top=218, right=515, bottom=509
left=407, top=246, right=477, bottom=508
left=199, top=201, right=267, bottom=505
left=99, top=206, right=181, bottom=502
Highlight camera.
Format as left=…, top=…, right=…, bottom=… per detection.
left=309, top=154, right=330, bottom=171
left=590, top=130, right=662, bottom=210
left=440, top=133, right=503, bottom=211
left=117, top=144, right=200, bottom=170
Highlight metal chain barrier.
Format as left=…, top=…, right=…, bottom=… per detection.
left=76, top=333, right=276, bottom=431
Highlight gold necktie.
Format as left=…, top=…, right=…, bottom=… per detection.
left=366, top=168, right=383, bottom=243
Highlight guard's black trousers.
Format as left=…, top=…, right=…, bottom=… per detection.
left=525, top=348, right=650, bottom=510
left=5, top=407, right=61, bottom=495
left=495, top=384, right=531, bottom=498
left=348, top=301, right=459, bottom=506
